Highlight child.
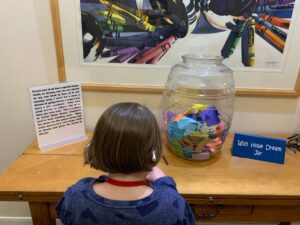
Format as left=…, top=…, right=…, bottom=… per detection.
left=56, top=102, right=196, bottom=225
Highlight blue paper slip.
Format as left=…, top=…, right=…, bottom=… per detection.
left=232, top=133, right=286, bottom=164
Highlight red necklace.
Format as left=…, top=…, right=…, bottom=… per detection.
left=106, top=177, right=148, bottom=187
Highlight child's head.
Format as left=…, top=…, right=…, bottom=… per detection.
left=84, top=102, right=162, bottom=174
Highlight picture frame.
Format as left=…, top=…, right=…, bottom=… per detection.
left=50, top=0, right=300, bottom=96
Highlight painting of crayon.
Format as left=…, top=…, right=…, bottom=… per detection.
left=79, top=0, right=298, bottom=68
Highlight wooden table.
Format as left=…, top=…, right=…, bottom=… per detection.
left=0, top=133, right=300, bottom=225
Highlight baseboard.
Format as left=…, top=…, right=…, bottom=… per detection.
left=0, top=217, right=65, bottom=225
left=0, top=217, right=32, bottom=225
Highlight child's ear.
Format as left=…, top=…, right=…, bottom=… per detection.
left=83, top=142, right=93, bottom=165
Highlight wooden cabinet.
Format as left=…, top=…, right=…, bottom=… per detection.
left=1, top=133, right=300, bottom=225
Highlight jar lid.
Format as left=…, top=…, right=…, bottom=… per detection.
left=182, top=54, right=224, bottom=65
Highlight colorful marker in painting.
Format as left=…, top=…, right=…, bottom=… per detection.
left=148, top=50, right=167, bottom=64
left=110, top=53, right=131, bottom=63
left=99, top=0, right=155, bottom=32
left=186, top=2, right=196, bottom=25
left=134, top=43, right=172, bottom=64
left=188, top=14, right=197, bottom=25
left=142, top=9, right=166, bottom=16
left=118, top=50, right=139, bottom=63
left=102, top=47, right=139, bottom=57
left=135, top=44, right=171, bottom=64
left=133, top=35, right=176, bottom=63
left=248, top=19, right=255, bottom=66
left=109, top=49, right=139, bottom=63
left=100, top=22, right=124, bottom=32
left=109, top=32, right=157, bottom=41
left=105, top=31, right=163, bottom=41
left=221, top=20, right=248, bottom=58
left=103, top=37, right=155, bottom=48
left=255, top=24, right=285, bottom=52
left=259, top=15, right=290, bottom=29
left=255, top=0, right=295, bottom=6
left=141, top=43, right=172, bottom=64
left=256, top=24, right=285, bottom=49
left=163, top=16, right=174, bottom=25
left=241, top=26, right=250, bottom=66
left=102, top=19, right=144, bottom=32
left=255, top=29, right=282, bottom=53
left=127, top=47, right=151, bottom=63
left=105, top=31, right=143, bottom=38
left=109, top=1, right=149, bottom=22
left=254, top=6, right=293, bottom=18
left=241, top=18, right=255, bottom=67
left=253, top=15, right=287, bottom=41
left=96, top=10, right=126, bottom=25
left=124, top=8, right=149, bottom=22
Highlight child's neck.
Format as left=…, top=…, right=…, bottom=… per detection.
left=108, top=172, right=148, bottom=181
left=93, top=171, right=153, bottom=201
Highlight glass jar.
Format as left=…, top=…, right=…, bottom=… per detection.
left=163, top=54, right=235, bottom=161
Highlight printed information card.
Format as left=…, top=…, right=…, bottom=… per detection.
left=232, top=133, right=286, bottom=164
left=29, top=81, right=86, bottom=151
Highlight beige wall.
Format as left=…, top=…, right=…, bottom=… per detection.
left=0, top=0, right=300, bottom=223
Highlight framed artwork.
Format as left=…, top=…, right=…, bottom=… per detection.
left=50, top=0, right=300, bottom=96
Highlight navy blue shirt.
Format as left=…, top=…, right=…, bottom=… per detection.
left=56, top=176, right=196, bottom=225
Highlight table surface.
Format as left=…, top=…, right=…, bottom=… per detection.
left=1, top=133, right=300, bottom=199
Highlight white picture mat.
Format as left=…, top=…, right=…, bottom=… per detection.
left=58, top=0, right=300, bottom=90
left=29, top=81, right=86, bottom=151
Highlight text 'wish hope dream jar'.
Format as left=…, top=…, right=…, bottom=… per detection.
left=163, top=54, right=235, bottom=161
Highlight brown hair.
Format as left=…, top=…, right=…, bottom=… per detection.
left=84, top=102, right=162, bottom=174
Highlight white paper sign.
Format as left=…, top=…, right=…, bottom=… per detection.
left=29, top=81, right=86, bottom=151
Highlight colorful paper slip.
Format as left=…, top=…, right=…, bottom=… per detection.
left=232, top=133, right=286, bottom=164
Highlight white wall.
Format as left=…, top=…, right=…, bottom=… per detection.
left=0, top=0, right=300, bottom=223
